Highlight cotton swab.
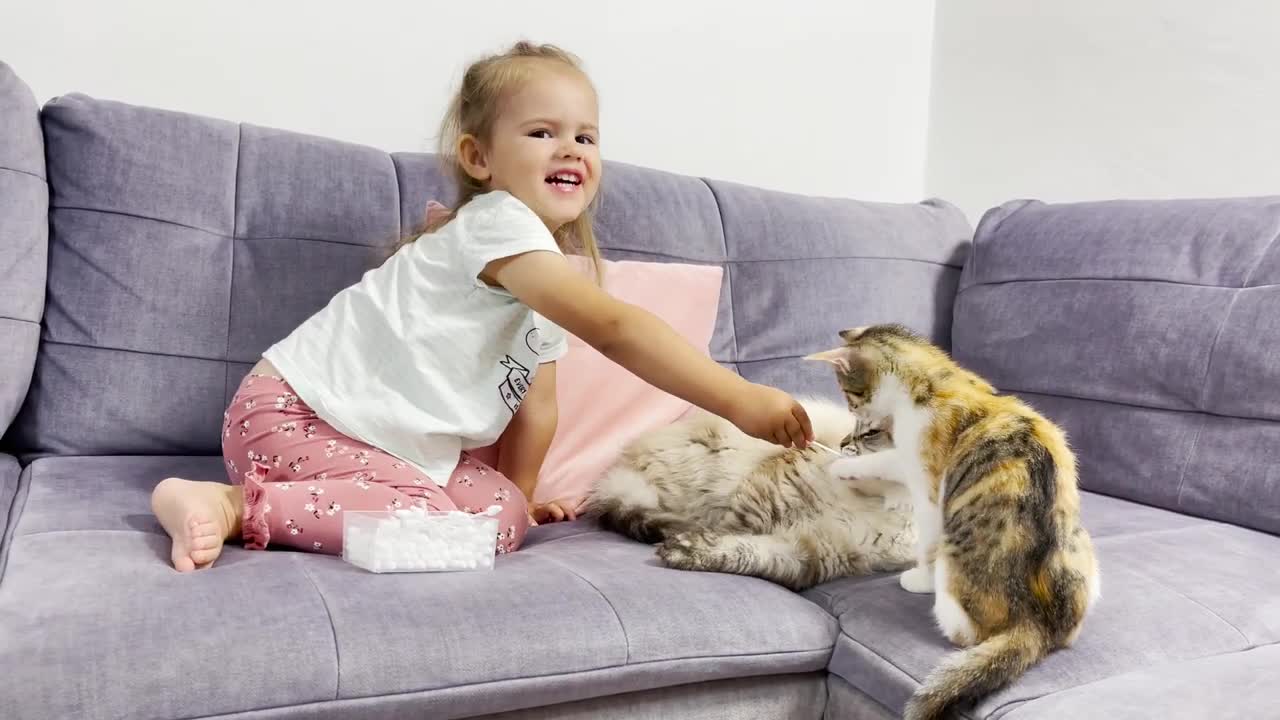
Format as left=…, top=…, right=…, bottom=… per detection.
left=809, top=440, right=842, bottom=456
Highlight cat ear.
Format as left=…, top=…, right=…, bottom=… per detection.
left=804, top=347, right=854, bottom=372
left=838, top=326, right=870, bottom=343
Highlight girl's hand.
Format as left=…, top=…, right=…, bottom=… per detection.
left=527, top=496, right=589, bottom=526
left=727, top=383, right=814, bottom=449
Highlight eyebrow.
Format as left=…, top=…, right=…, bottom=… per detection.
left=521, top=118, right=598, bottom=133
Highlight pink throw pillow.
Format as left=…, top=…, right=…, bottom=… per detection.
left=470, top=256, right=724, bottom=504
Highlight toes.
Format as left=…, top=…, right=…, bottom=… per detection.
left=172, top=550, right=196, bottom=573
left=189, top=520, right=220, bottom=540
left=190, top=546, right=221, bottom=565
left=190, top=532, right=220, bottom=551
left=657, top=538, right=699, bottom=570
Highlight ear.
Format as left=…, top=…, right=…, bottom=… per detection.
left=838, top=326, right=870, bottom=343
left=457, top=134, right=491, bottom=183
left=804, top=347, right=853, bottom=372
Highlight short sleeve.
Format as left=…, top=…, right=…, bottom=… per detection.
left=455, top=191, right=563, bottom=288
left=533, top=312, right=569, bottom=364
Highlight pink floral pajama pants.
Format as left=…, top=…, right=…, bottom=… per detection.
left=221, top=373, right=529, bottom=555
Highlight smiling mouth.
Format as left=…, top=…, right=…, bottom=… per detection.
left=546, top=171, right=582, bottom=189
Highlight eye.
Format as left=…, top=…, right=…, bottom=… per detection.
left=576, top=134, right=597, bottom=145
left=528, top=129, right=552, bottom=139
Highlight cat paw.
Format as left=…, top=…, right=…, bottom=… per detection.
left=657, top=531, right=715, bottom=571
left=899, top=566, right=935, bottom=594
left=828, top=456, right=865, bottom=479
left=883, top=486, right=913, bottom=511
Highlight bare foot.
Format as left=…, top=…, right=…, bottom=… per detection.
left=151, top=478, right=242, bottom=572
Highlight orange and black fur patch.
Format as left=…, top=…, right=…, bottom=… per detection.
left=813, top=324, right=1099, bottom=720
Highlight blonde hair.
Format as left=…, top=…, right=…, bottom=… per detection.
left=394, top=42, right=603, bottom=278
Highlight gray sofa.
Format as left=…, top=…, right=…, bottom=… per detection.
left=0, top=60, right=1276, bottom=720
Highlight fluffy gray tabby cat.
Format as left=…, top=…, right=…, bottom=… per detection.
left=587, top=399, right=915, bottom=590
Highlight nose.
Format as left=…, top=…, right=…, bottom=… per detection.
left=558, top=136, right=582, bottom=160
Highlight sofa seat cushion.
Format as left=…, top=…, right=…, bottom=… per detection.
left=0, top=456, right=837, bottom=720
left=805, top=491, right=1280, bottom=719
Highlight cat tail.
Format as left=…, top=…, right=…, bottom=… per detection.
left=595, top=507, right=685, bottom=543
left=904, top=623, right=1048, bottom=720
left=585, top=496, right=683, bottom=544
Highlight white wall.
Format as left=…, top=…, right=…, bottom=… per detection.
left=927, top=0, right=1280, bottom=221
left=3, top=0, right=936, bottom=202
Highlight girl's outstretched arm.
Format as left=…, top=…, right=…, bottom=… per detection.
left=483, top=251, right=812, bottom=448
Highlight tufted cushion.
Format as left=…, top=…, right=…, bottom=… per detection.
left=0, top=62, right=47, bottom=438
left=11, top=92, right=970, bottom=458
left=952, top=197, right=1280, bottom=534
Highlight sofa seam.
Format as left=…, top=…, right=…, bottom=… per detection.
left=1092, top=523, right=1220, bottom=544
left=998, top=385, right=1277, bottom=425
left=835, top=628, right=924, bottom=685
left=15, top=528, right=161, bottom=539
left=180, top=647, right=834, bottom=720
left=0, top=165, right=46, bottom=182
left=826, top=673, right=909, bottom=720
left=4, top=508, right=1221, bottom=543
left=960, top=198, right=1034, bottom=293
left=0, top=315, right=40, bottom=326
left=46, top=205, right=970, bottom=266
left=38, top=337, right=236, bottom=364
left=700, top=178, right=741, bottom=365
left=1172, top=232, right=1278, bottom=511
left=535, top=553, right=632, bottom=664
left=1242, top=225, right=1279, bottom=288
left=224, top=124, right=242, bottom=408
left=1170, top=415, right=1209, bottom=515
left=1173, top=283, right=1247, bottom=510
left=292, top=554, right=342, bottom=701
left=955, top=275, right=1278, bottom=294
left=837, top=632, right=1279, bottom=720
left=1125, top=565, right=1252, bottom=645
left=979, top=641, right=1280, bottom=719
left=521, top=529, right=609, bottom=547
left=0, top=464, right=35, bottom=586
left=50, top=204, right=385, bottom=249
left=603, top=244, right=965, bottom=268
left=388, top=152, right=403, bottom=239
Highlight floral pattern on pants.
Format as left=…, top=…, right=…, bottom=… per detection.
left=221, top=374, right=529, bottom=555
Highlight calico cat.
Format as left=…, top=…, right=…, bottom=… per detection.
left=587, top=398, right=915, bottom=591
left=808, top=324, right=1100, bottom=720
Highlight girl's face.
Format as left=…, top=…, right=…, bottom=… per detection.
left=463, top=65, right=601, bottom=232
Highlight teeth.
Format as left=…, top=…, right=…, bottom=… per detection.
left=549, top=173, right=579, bottom=184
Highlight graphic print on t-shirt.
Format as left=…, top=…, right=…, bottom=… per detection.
left=498, top=355, right=532, bottom=414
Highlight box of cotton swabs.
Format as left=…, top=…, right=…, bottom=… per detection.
left=342, top=507, right=500, bottom=573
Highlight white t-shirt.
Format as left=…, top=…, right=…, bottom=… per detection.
left=263, top=190, right=569, bottom=485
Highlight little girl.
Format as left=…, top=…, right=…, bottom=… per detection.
left=151, top=42, right=813, bottom=572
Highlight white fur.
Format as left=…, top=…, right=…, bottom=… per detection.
left=595, top=467, right=660, bottom=510
left=899, top=565, right=935, bottom=593
left=932, top=555, right=976, bottom=645
left=595, top=397, right=918, bottom=588
left=839, top=374, right=946, bottom=595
